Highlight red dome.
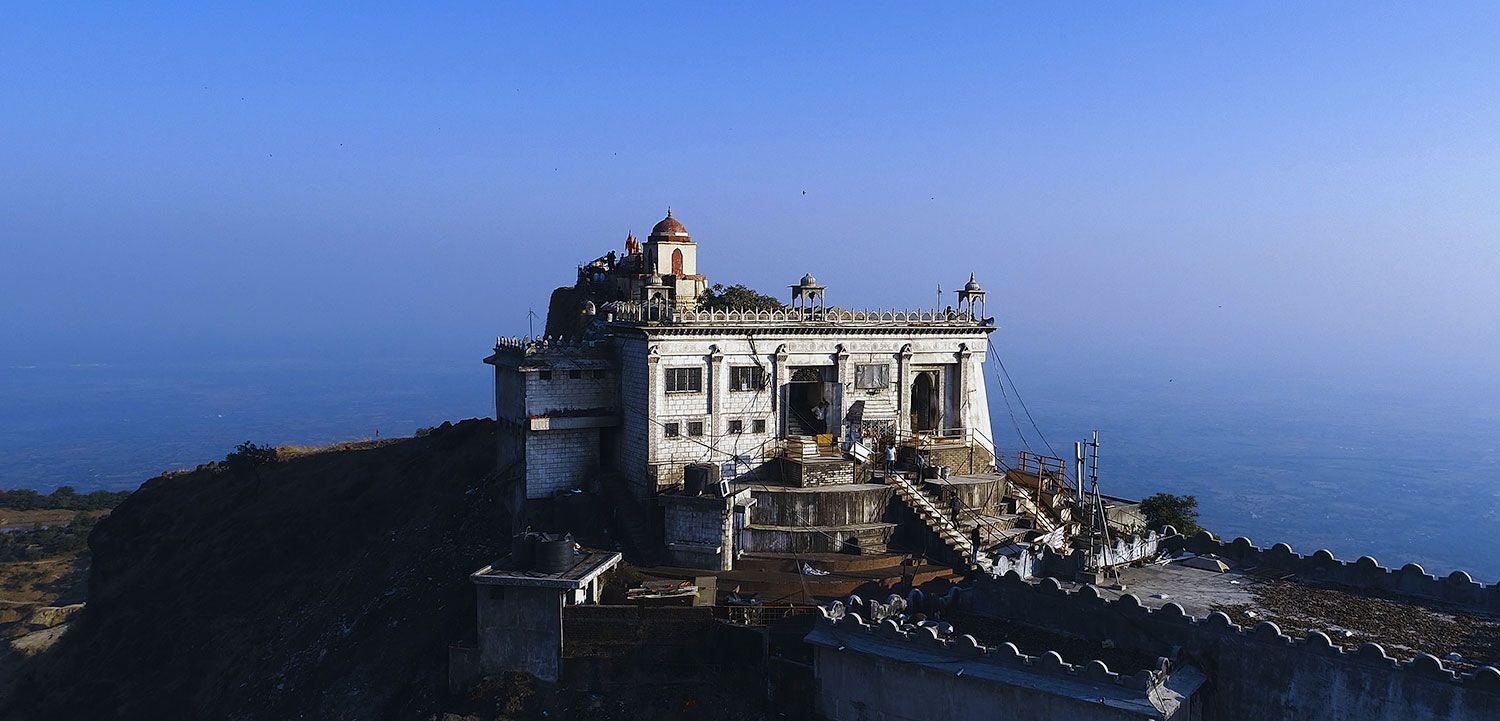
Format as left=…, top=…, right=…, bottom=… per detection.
left=649, top=209, right=690, bottom=240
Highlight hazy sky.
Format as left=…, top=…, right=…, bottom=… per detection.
left=4, top=3, right=1498, bottom=386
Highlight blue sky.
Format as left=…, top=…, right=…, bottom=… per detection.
left=3, top=3, right=1498, bottom=386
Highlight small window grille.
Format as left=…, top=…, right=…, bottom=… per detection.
left=569, top=369, right=582, bottom=380
left=753, top=419, right=767, bottom=434
left=664, top=423, right=680, bottom=438
left=539, top=370, right=553, bottom=381
left=728, top=419, right=744, bottom=434
left=688, top=421, right=705, bottom=437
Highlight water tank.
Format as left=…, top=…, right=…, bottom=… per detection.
left=684, top=463, right=719, bottom=496
left=535, top=535, right=576, bottom=574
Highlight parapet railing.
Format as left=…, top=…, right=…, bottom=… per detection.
left=813, top=587, right=1169, bottom=693
left=603, top=302, right=992, bottom=327
left=1166, top=530, right=1500, bottom=612
left=964, top=568, right=1500, bottom=692
left=492, top=335, right=605, bottom=355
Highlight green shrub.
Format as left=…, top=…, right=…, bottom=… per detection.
left=1139, top=493, right=1204, bottom=536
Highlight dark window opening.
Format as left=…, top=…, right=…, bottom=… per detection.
left=688, top=421, right=705, bottom=437
left=753, top=419, right=767, bottom=434
left=539, top=370, right=552, bottom=381
left=664, top=423, right=681, bottom=438
left=728, top=419, right=744, bottom=434
left=667, top=367, right=703, bottom=393
left=730, top=366, right=765, bottom=391
left=569, top=369, right=582, bottom=380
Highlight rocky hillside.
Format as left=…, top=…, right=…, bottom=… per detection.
left=6, top=419, right=508, bottom=720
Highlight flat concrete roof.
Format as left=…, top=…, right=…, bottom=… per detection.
left=1069, top=559, right=1500, bottom=670
left=471, top=550, right=622, bottom=590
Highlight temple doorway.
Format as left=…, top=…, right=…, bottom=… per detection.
left=911, top=370, right=940, bottom=432
left=787, top=366, right=835, bottom=436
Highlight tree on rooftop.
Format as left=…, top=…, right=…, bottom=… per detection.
left=697, top=283, right=783, bottom=311
left=1139, top=493, right=1203, bottom=536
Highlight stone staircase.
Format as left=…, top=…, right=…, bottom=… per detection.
left=1008, top=485, right=1057, bottom=533
left=886, top=472, right=993, bottom=574
left=1005, top=469, right=1080, bottom=540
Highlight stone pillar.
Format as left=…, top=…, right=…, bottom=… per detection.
left=955, top=343, right=972, bottom=438
left=832, top=343, right=850, bottom=440
left=644, top=346, right=661, bottom=499
left=708, top=344, right=724, bottom=421
left=773, top=344, right=789, bottom=436
left=897, top=343, right=913, bottom=439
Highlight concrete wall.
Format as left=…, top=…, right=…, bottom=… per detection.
left=749, top=485, right=894, bottom=527
left=959, top=573, right=1500, bottom=721
left=476, top=584, right=563, bottom=683
left=614, top=336, right=653, bottom=500
left=743, top=522, right=896, bottom=554
left=807, top=605, right=1197, bottom=721
left=659, top=490, right=751, bottom=570
left=523, top=366, right=617, bottom=418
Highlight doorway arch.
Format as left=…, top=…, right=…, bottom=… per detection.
left=911, top=371, right=939, bottom=432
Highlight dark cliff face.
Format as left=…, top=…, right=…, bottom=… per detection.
left=8, top=419, right=506, bottom=721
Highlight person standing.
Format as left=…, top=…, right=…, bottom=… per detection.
left=812, top=399, right=830, bottom=435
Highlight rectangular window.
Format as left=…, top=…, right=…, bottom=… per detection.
left=664, top=422, right=681, bottom=438
left=753, top=419, right=767, bottom=434
left=855, top=363, right=890, bottom=389
left=728, top=419, right=744, bottom=434
left=666, top=367, right=703, bottom=393
left=539, top=370, right=553, bottom=381
left=688, top=421, right=705, bottom=437
left=730, top=366, right=765, bottom=391
left=592, top=369, right=607, bottom=379
left=569, top=369, right=582, bottom=380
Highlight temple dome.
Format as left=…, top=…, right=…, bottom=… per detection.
left=965, top=273, right=982, bottom=292
left=649, top=209, right=690, bottom=240
left=800, top=273, right=819, bottom=287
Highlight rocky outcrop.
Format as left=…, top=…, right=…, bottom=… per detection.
left=5, top=419, right=507, bottom=721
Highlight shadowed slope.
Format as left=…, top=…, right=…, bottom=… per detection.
left=8, top=419, right=505, bottom=721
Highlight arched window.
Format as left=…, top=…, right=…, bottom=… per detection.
left=671, top=248, right=684, bottom=276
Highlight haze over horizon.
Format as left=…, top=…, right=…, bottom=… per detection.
left=5, top=3, right=1499, bottom=391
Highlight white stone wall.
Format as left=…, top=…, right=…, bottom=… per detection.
left=525, top=428, right=598, bottom=498
left=523, top=369, right=616, bottom=417
left=628, top=330, right=994, bottom=489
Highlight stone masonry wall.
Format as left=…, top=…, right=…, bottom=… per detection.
left=806, top=595, right=1189, bottom=721
left=634, top=331, right=995, bottom=494
left=524, top=368, right=616, bottom=417
left=525, top=428, right=599, bottom=498
left=959, top=571, right=1500, bottom=721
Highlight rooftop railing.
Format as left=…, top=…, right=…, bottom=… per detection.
left=603, top=301, right=992, bottom=327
